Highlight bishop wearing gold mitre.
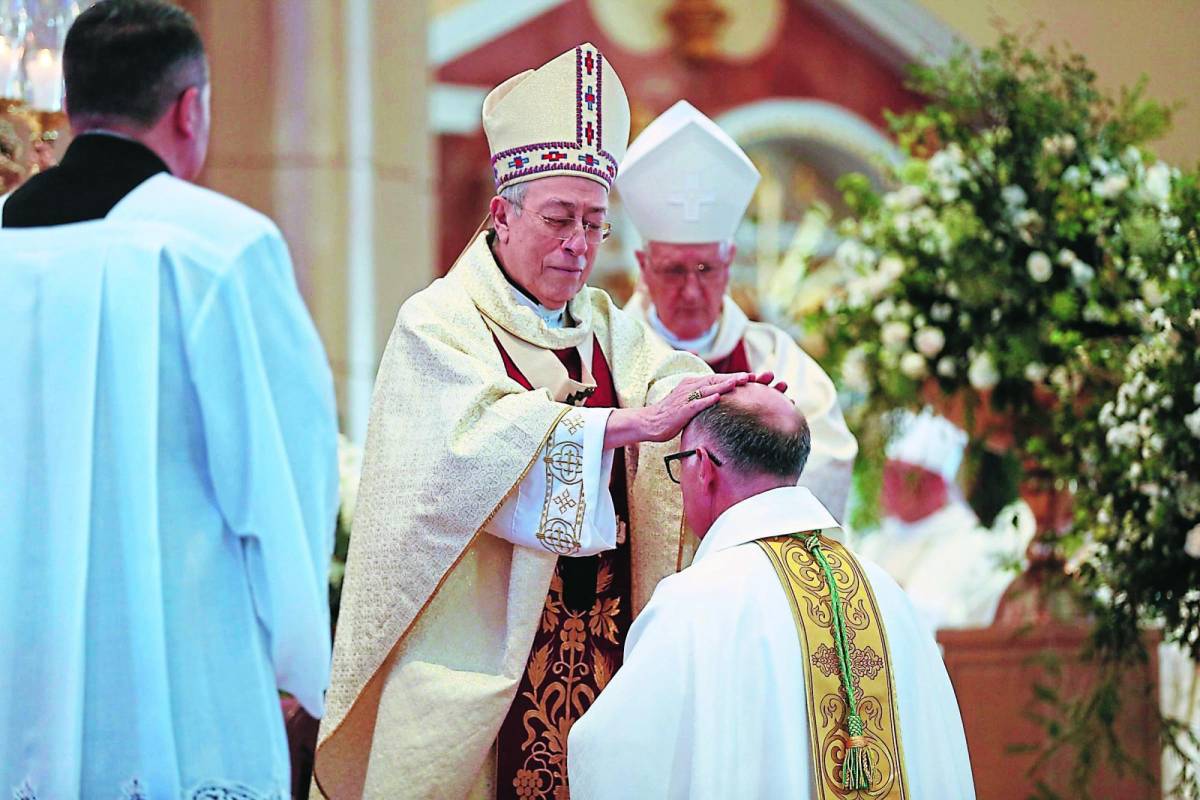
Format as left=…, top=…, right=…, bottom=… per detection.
left=313, top=44, right=757, bottom=799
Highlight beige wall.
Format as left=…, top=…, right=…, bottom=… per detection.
left=916, top=0, right=1200, bottom=166
left=184, top=0, right=434, bottom=439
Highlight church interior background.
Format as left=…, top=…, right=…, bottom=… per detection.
left=3, top=0, right=1198, bottom=797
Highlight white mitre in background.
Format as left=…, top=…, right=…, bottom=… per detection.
left=616, top=99, right=760, bottom=243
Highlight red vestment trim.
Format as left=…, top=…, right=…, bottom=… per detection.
left=492, top=333, right=632, bottom=800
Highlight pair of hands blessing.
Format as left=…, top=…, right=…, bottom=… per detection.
left=603, top=371, right=787, bottom=450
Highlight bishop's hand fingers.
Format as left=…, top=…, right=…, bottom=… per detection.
left=700, top=372, right=751, bottom=395
left=773, top=381, right=789, bottom=394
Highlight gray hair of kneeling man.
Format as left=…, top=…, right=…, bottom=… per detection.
left=688, top=389, right=811, bottom=482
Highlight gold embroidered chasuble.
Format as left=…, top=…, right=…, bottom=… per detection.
left=756, top=533, right=909, bottom=799
left=313, top=232, right=707, bottom=799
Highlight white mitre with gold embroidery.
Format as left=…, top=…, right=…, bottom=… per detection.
left=617, top=100, right=760, bottom=243
left=484, top=42, right=630, bottom=191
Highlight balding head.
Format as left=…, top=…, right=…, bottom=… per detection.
left=685, top=383, right=810, bottom=480
left=676, top=384, right=811, bottom=538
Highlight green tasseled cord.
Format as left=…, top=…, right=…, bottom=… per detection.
left=801, top=534, right=872, bottom=791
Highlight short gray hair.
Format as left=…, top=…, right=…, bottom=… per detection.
left=499, top=182, right=528, bottom=215
left=691, top=400, right=810, bottom=480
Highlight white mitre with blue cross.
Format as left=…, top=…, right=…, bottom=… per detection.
left=617, top=100, right=760, bottom=244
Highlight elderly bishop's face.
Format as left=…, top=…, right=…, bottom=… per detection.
left=637, top=241, right=733, bottom=340
left=492, top=176, right=610, bottom=310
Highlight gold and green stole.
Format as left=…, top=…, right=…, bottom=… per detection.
left=756, top=532, right=910, bottom=799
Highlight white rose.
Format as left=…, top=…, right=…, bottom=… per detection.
left=1141, top=280, right=1166, bottom=308
left=968, top=352, right=1000, bottom=391
left=885, top=184, right=924, bottom=211
left=915, top=326, right=946, bottom=358
left=1093, top=173, right=1130, bottom=199
left=835, top=240, right=866, bottom=269
left=1063, top=165, right=1084, bottom=187
left=881, top=320, right=912, bottom=352
left=931, top=302, right=953, bottom=322
left=900, top=351, right=928, bottom=379
left=1013, top=209, right=1042, bottom=243
left=1186, top=524, right=1200, bottom=559
left=1059, top=134, right=1076, bottom=155
left=1070, top=259, right=1096, bottom=285
left=937, top=357, right=957, bottom=377
left=863, top=272, right=892, bottom=297
left=1143, top=161, right=1172, bottom=206
left=1193, top=382, right=1200, bottom=405
left=871, top=298, right=896, bottom=324
left=1027, top=251, right=1053, bottom=282
left=844, top=282, right=868, bottom=309
left=1106, top=421, right=1139, bottom=450
left=1186, top=409, right=1200, bottom=439
left=1057, top=248, right=1077, bottom=266
left=1024, top=362, right=1048, bottom=382
left=878, top=255, right=905, bottom=281
left=1001, top=185, right=1028, bottom=208
left=841, top=347, right=870, bottom=394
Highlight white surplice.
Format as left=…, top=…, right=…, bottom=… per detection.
left=567, top=486, right=976, bottom=800
left=0, top=219, right=337, bottom=799
left=624, top=289, right=858, bottom=521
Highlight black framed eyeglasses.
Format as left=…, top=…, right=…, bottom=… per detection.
left=663, top=448, right=723, bottom=484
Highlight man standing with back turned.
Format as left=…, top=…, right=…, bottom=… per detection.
left=569, top=383, right=975, bottom=798
left=0, top=0, right=338, bottom=796
left=618, top=101, right=858, bottom=521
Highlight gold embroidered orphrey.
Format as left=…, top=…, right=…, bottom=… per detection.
left=538, top=411, right=588, bottom=555
left=756, top=533, right=910, bottom=799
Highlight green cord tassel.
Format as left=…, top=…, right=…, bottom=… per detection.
left=843, top=714, right=873, bottom=790
left=802, top=534, right=872, bottom=791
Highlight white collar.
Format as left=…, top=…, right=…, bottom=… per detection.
left=507, top=283, right=568, bottom=329
left=693, top=486, right=842, bottom=564
left=79, top=129, right=140, bottom=144
left=646, top=303, right=719, bottom=354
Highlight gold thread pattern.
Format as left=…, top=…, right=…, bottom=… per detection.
left=756, top=534, right=909, bottom=799
left=537, top=412, right=588, bottom=555
left=505, top=558, right=627, bottom=800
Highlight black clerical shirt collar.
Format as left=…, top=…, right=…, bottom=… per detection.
left=61, top=131, right=171, bottom=177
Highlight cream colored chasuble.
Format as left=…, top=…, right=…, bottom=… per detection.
left=314, top=232, right=707, bottom=798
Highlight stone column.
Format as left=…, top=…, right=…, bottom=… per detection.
left=182, top=0, right=433, bottom=441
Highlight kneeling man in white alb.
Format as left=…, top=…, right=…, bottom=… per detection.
left=568, top=382, right=976, bottom=799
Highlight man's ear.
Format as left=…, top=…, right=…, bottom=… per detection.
left=174, top=85, right=204, bottom=140
left=698, top=447, right=720, bottom=487
left=634, top=247, right=649, bottom=272
left=489, top=195, right=511, bottom=244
